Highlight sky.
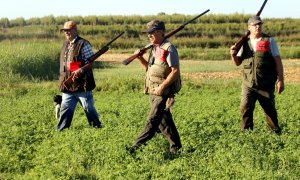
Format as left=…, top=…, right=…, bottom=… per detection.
left=1, top=0, right=299, bottom=20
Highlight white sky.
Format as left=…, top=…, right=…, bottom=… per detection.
left=1, top=0, right=299, bottom=20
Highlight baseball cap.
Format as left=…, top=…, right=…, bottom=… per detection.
left=143, top=20, right=165, bottom=33
left=60, top=21, right=77, bottom=31
left=248, top=16, right=263, bottom=25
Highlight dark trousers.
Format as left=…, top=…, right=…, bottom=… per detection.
left=240, top=86, right=280, bottom=131
left=133, top=95, right=182, bottom=150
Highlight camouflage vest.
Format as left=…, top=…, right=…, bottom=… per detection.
left=240, top=34, right=278, bottom=90
left=144, top=41, right=181, bottom=96
left=59, top=36, right=96, bottom=92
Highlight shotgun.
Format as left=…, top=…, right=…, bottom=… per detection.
left=63, top=31, right=124, bottom=91
left=232, top=0, right=268, bottom=55
left=122, top=9, right=210, bottom=65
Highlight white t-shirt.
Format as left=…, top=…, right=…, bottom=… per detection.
left=237, top=37, right=280, bottom=57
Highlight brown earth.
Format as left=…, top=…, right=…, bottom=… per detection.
left=182, top=67, right=300, bottom=84
left=99, top=54, right=300, bottom=84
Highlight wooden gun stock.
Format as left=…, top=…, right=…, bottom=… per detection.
left=233, top=0, right=268, bottom=54
left=232, top=31, right=250, bottom=56
left=63, top=32, right=124, bottom=91
left=122, top=44, right=152, bottom=65
left=122, top=9, right=210, bottom=65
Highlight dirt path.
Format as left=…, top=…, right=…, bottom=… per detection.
left=99, top=54, right=300, bottom=84
left=182, top=67, right=300, bottom=84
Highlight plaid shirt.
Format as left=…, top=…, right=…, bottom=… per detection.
left=80, top=42, right=94, bottom=65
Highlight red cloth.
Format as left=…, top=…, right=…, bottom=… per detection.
left=69, top=61, right=81, bottom=72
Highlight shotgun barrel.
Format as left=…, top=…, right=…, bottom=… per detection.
left=122, top=9, right=210, bottom=65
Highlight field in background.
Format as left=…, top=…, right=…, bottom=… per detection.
left=1, top=13, right=300, bottom=60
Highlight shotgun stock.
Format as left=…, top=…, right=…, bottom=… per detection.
left=122, top=9, right=210, bottom=65
left=232, top=0, right=268, bottom=55
left=63, top=32, right=124, bottom=91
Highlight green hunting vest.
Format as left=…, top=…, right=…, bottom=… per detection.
left=241, top=34, right=277, bottom=90
left=144, top=41, right=181, bottom=96
left=59, top=36, right=96, bottom=92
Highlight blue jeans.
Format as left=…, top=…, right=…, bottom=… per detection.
left=56, top=91, right=102, bottom=131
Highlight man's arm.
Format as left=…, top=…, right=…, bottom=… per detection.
left=230, top=45, right=242, bottom=66
left=270, top=37, right=284, bottom=94
left=274, top=55, right=285, bottom=94
left=134, top=49, right=148, bottom=70
left=137, top=56, right=148, bottom=70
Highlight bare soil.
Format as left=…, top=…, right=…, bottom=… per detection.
left=99, top=54, right=300, bottom=84
left=182, top=67, right=300, bottom=84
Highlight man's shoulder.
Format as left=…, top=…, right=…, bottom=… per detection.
left=160, top=40, right=173, bottom=50
left=76, top=36, right=91, bottom=46
left=262, top=33, right=272, bottom=39
left=262, top=33, right=270, bottom=37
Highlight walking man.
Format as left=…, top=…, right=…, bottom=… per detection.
left=230, top=16, right=284, bottom=133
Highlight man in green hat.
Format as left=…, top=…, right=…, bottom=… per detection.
left=128, top=20, right=182, bottom=153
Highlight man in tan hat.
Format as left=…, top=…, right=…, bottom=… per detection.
left=56, top=20, right=102, bottom=131
left=230, top=16, right=284, bottom=134
left=127, top=20, right=182, bottom=154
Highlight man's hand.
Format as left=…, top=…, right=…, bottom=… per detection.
left=151, top=85, right=165, bottom=96
left=230, top=44, right=242, bottom=66
left=277, top=80, right=285, bottom=94
left=134, top=49, right=146, bottom=59
left=71, top=69, right=82, bottom=81
left=230, top=45, right=238, bottom=56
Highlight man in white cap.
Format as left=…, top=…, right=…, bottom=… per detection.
left=230, top=16, right=284, bottom=134
left=57, top=21, right=102, bottom=131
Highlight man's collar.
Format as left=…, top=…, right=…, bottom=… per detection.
left=69, top=36, right=78, bottom=43
left=159, top=39, right=168, bottom=47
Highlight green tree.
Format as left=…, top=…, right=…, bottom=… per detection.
left=40, top=15, right=56, bottom=25
left=10, top=17, right=26, bottom=27
left=0, top=17, right=10, bottom=28
left=55, top=16, right=69, bottom=25
left=84, top=15, right=98, bottom=25
left=27, top=17, right=41, bottom=25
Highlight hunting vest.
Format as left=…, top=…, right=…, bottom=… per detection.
left=241, top=34, right=277, bottom=90
left=59, top=36, right=96, bottom=92
left=144, top=41, right=181, bottom=96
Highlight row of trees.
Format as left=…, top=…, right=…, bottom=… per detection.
left=2, top=13, right=295, bottom=28
left=1, top=13, right=300, bottom=59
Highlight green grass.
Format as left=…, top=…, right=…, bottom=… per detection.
left=0, top=40, right=299, bottom=179
left=0, top=40, right=60, bottom=84
left=1, top=57, right=300, bottom=179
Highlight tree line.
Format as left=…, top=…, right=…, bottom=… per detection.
left=0, top=13, right=255, bottom=27
left=1, top=13, right=300, bottom=59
